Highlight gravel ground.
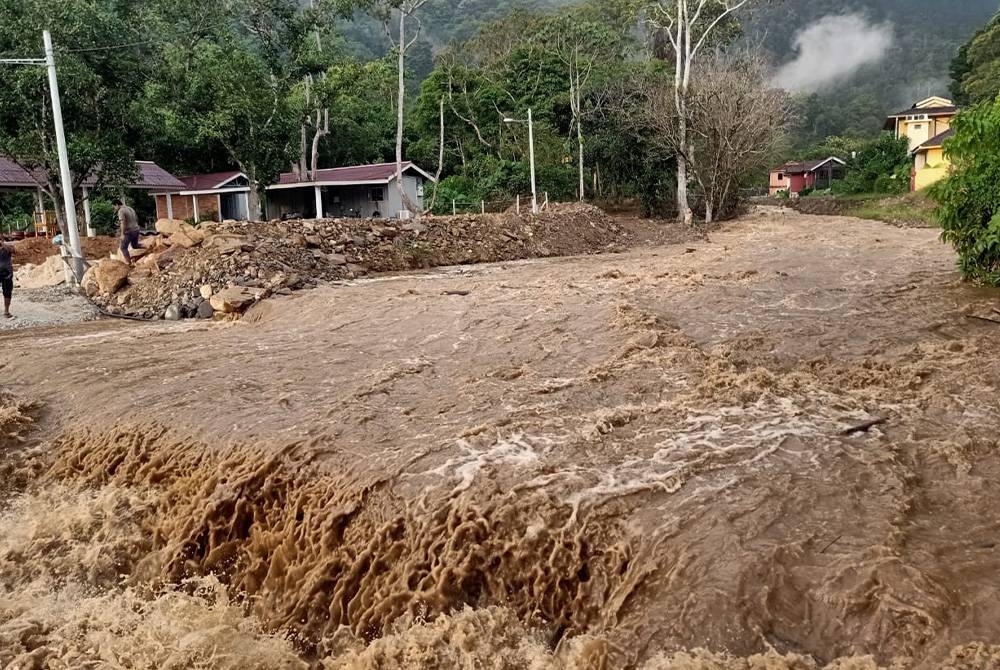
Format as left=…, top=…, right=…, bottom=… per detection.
left=0, top=286, right=101, bottom=331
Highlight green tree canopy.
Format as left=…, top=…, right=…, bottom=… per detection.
left=931, top=99, right=1000, bottom=285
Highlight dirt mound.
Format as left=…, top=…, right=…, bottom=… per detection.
left=90, top=207, right=635, bottom=319
left=11, top=235, right=119, bottom=267
left=11, top=237, right=58, bottom=266
left=13, top=254, right=65, bottom=289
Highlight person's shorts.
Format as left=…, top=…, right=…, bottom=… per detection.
left=0, top=269, right=12, bottom=300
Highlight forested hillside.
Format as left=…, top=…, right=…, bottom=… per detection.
left=748, top=0, right=998, bottom=145
left=341, top=0, right=998, bottom=144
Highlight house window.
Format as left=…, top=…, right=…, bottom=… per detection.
left=777, top=173, right=785, bottom=181
left=912, top=124, right=923, bottom=131
left=369, top=187, right=384, bottom=202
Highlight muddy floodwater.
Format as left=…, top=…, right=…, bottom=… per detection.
left=2, top=210, right=1000, bottom=668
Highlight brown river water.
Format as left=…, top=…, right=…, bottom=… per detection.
left=1, top=210, right=999, bottom=669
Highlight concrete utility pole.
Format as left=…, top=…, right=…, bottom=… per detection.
left=44, top=30, right=85, bottom=282
left=503, top=108, right=538, bottom=214
left=0, top=31, right=86, bottom=283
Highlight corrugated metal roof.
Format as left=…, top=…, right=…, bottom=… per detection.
left=134, top=162, right=186, bottom=190
left=276, top=162, right=414, bottom=186
left=0, top=156, right=185, bottom=190
left=0, top=157, right=44, bottom=187
left=777, top=157, right=844, bottom=175
left=179, top=170, right=245, bottom=190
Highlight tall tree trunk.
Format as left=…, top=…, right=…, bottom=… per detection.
left=570, top=75, right=585, bottom=202
left=394, top=9, right=413, bottom=215
left=676, top=114, right=692, bottom=226
left=298, top=126, right=308, bottom=177
left=248, top=182, right=262, bottom=221
left=428, top=96, right=444, bottom=213
left=310, top=108, right=328, bottom=179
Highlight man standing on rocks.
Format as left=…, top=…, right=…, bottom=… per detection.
left=113, top=198, right=141, bottom=266
left=0, top=241, right=14, bottom=318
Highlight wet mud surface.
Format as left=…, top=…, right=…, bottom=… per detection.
left=2, top=210, right=1000, bottom=668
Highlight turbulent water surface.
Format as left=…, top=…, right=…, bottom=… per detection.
left=2, top=210, right=1000, bottom=669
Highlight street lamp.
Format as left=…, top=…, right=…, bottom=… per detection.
left=0, top=30, right=85, bottom=283
left=503, top=108, right=538, bottom=215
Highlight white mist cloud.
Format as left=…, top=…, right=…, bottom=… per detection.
left=772, top=14, right=894, bottom=93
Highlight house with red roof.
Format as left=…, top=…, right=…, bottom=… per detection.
left=0, top=156, right=185, bottom=236
left=769, top=157, right=847, bottom=196
left=265, top=162, right=434, bottom=220
left=153, top=170, right=251, bottom=223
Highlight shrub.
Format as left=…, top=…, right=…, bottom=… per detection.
left=775, top=189, right=790, bottom=200
left=89, top=198, right=117, bottom=236
left=430, top=176, right=478, bottom=215
left=837, top=133, right=911, bottom=195
left=799, top=187, right=815, bottom=197
left=930, top=99, right=1000, bottom=285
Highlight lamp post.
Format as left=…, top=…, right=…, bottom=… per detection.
left=503, top=108, right=538, bottom=215
left=0, top=31, right=85, bottom=283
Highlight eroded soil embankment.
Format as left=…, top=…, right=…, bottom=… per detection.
left=3, top=211, right=1000, bottom=668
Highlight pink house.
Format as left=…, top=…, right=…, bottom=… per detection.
left=769, top=157, right=846, bottom=196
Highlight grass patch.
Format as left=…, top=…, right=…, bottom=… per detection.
left=794, top=191, right=940, bottom=228
left=847, top=192, right=940, bottom=227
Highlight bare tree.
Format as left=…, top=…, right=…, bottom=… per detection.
left=686, top=52, right=793, bottom=222
left=384, top=0, right=428, bottom=215
left=648, top=0, right=756, bottom=225
left=643, top=50, right=791, bottom=223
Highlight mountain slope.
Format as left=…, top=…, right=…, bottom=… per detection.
left=339, top=0, right=998, bottom=142
left=748, top=0, right=998, bottom=142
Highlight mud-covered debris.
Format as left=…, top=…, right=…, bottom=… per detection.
left=89, top=205, right=638, bottom=319
left=210, top=286, right=266, bottom=314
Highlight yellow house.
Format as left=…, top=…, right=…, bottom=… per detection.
left=883, top=96, right=957, bottom=191
left=911, top=128, right=954, bottom=191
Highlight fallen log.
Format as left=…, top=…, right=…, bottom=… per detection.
left=966, top=314, right=1000, bottom=326
left=841, top=417, right=887, bottom=436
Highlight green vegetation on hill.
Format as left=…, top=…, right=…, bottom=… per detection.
left=747, top=0, right=997, bottom=147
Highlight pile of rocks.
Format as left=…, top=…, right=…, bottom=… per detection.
left=85, top=205, right=631, bottom=320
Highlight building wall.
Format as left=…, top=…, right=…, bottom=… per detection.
left=786, top=173, right=812, bottom=194
left=154, top=194, right=222, bottom=222
left=769, top=170, right=790, bottom=196
left=898, top=114, right=955, bottom=152
left=266, top=176, right=427, bottom=220
left=913, top=147, right=950, bottom=191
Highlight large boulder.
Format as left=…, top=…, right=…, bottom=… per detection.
left=95, top=259, right=130, bottom=294
left=155, top=219, right=206, bottom=247
left=196, top=300, right=216, bottom=319
left=139, top=234, right=167, bottom=250
left=154, top=219, right=187, bottom=236
left=167, top=227, right=198, bottom=249
left=80, top=265, right=100, bottom=298
left=209, top=286, right=266, bottom=314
